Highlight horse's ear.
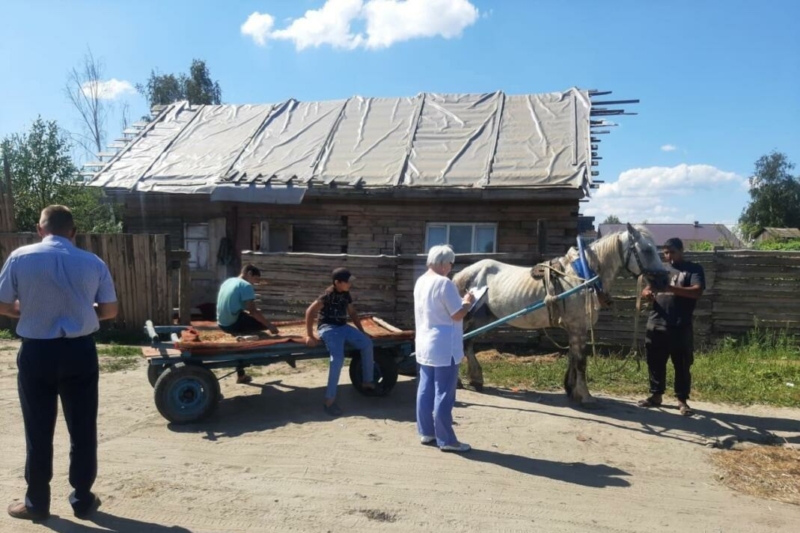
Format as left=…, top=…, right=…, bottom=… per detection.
left=626, top=222, right=641, bottom=240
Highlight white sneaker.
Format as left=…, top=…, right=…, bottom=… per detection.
left=420, top=435, right=435, bottom=445
left=441, top=442, right=471, bottom=453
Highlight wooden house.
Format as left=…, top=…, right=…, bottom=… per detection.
left=753, top=227, right=800, bottom=244
left=86, top=89, right=632, bottom=306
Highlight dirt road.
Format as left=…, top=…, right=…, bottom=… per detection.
left=0, top=342, right=797, bottom=532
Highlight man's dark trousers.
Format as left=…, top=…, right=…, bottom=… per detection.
left=645, top=326, right=694, bottom=401
left=17, top=336, right=98, bottom=515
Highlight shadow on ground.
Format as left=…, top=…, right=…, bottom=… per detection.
left=34, top=511, right=191, bottom=533
left=167, top=376, right=418, bottom=440
left=459, top=386, right=799, bottom=446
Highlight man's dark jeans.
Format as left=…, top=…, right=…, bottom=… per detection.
left=645, top=326, right=694, bottom=402
left=17, top=336, right=98, bottom=515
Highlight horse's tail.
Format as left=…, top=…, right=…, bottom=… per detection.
left=453, top=260, right=487, bottom=295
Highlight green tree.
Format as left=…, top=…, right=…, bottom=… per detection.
left=602, top=215, right=621, bottom=224
left=739, top=152, right=800, bottom=238
left=137, top=59, right=222, bottom=107
left=1, top=117, right=121, bottom=233
left=184, top=59, right=222, bottom=105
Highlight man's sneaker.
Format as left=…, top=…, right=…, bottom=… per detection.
left=324, top=402, right=343, bottom=417
left=441, top=442, right=471, bottom=453
left=420, top=435, right=436, bottom=445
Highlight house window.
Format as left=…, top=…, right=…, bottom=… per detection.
left=425, top=223, right=497, bottom=253
left=184, top=223, right=210, bottom=270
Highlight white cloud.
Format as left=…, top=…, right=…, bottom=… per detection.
left=584, top=164, right=746, bottom=223
left=271, top=0, right=364, bottom=50
left=241, top=12, right=276, bottom=46
left=362, top=0, right=479, bottom=49
left=240, top=0, right=480, bottom=50
left=661, top=144, right=677, bottom=152
left=80, top=79, right=135, bottom=100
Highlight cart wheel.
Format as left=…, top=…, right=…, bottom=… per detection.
left=397, top=355, right=417, bottom=377
left=349, top=351, right=398, bottom=396
left=147, top=363, right=168, bottom=388
left=154, top=363, right=220, bottom=424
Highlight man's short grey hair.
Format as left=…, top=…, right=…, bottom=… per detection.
left=427, top=245, right=455, bottom=268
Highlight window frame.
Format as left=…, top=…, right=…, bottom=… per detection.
left=184, top=223, right=210, bottom=271
left=425, top=222, right=498, bottom=253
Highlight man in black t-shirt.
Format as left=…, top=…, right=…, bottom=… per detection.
left=638, top=238, right=705, bottom=416
left=304, top=268, right=376, bottom=417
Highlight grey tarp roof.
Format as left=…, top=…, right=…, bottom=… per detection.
left=88, top=88, right=592, bottom=195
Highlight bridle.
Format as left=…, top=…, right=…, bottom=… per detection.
left=617, top=235, right=664, bottom=279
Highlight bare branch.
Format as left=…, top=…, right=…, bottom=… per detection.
left=64, top=47, right=108, bottom=158
left=120, top=102, right=131, bottom=132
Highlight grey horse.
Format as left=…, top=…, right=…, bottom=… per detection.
left=453, top=223, right=668, bottom=407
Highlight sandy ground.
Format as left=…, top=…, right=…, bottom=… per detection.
left=0, top=340, right=798, bottom=533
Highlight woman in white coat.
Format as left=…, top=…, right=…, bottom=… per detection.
left=414, top=245, right=475, bottom=452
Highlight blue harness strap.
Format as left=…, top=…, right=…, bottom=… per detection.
left=571, top=236, right=603, bottom=292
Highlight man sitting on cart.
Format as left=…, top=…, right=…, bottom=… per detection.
left=304, top=268, right=377, bottom=417
left=217, top=264, right=280, bottom=384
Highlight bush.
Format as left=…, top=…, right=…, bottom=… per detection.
left=754, top=238, right=800, bottom=251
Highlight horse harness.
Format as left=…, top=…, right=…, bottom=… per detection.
left=532, top=255, right=612, bottom=328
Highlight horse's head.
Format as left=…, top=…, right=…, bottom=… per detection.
left=620, top=223, right=669, bottom=288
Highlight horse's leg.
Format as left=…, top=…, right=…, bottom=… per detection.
left=463, top=338, right=484, bottom=392
left=569, top=330, right=597, bottom=408
left=563, top=358, right=576, bottom=398
left=458, top=312, right=488, bottom=392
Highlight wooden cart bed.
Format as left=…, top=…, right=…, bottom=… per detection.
left=142, top=316, right=413, bottom=358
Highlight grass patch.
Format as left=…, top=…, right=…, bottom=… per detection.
left=97, top=344, right=141, bottom=357
left=712, top=446, right=800, bottom=505
left=100, top=356, right=139, bottom=373
left=97, top=342, right=142, bottom=373
left=470, top=328, right=800, bottom=407
left=0, top=329, right=15, bottom=340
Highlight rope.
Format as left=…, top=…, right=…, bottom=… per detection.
left=539, top=263, right=586, bottom=282
left=591, top=274, right=645, bottom=376
left=536, top=248, right=645, bottom=379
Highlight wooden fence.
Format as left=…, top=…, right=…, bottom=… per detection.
left=244, top=250, right=800, bottom=347
left=597, top=250, right=800, bottom=347
left=0, top=233, right=177, bottom=332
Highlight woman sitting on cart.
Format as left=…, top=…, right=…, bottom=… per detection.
left=304, top=268, right=377, bottom=417
left=217, top=264, right=280, bottom=384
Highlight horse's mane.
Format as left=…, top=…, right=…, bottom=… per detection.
left=561, top=225, right=652, bottom=289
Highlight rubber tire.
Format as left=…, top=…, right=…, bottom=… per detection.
left=154, top=363, right=220, bottom=424
left=349, top=351, right=398, bottom=396
left=147, top=363, right=167, bottom=388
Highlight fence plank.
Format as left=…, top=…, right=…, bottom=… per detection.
left=0, top=233, right=171, bottom=332
left=239, top=249, right=800, bottom=346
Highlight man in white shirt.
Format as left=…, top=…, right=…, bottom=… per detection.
left=0, top=205, right=117, bottom=520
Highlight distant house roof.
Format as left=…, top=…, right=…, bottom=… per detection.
left=598, top=223, right=743, bottom=248
left=754, top=227, right=800, bottom=240
left=87, top=89, right=599, bottom=196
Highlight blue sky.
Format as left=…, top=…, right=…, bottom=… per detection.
left=2, top=0, right=798, bottom=226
